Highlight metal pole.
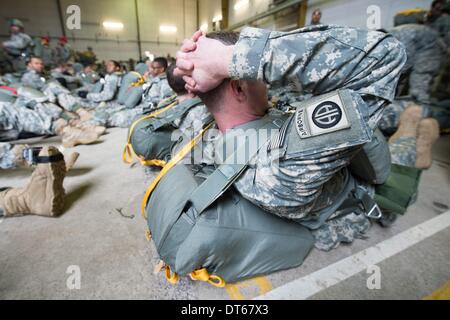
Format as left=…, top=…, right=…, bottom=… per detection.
left=134, top=0, right=143, bottom=61
left=55, top=0, right=66, bottom=37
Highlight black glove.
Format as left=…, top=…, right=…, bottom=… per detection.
left=78, top=91, right=88, bottom=99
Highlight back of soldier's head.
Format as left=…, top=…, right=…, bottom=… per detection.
left=166, top=63, right=187, bottom=95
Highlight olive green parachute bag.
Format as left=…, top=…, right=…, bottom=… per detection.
left=123, top=97, right=204, bottom=166
left=143, top=116, right=314, bottom=286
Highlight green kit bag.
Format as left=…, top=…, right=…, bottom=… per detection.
left=146, top=164, right=314, bottom=286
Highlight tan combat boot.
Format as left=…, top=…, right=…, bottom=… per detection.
left=415, top=118, right=440, bottom=169
left=389, top=104, right=422, bottom=144
left=0, top=146, right=66, bottom=217
left=76, top=108, right=93, bottom=122
left=64, top=152, right=80, bottom=171
left=61, top=125, right=100, bottom=148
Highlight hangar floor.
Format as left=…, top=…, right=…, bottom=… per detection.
left=1, top=128, right=449, bottom=300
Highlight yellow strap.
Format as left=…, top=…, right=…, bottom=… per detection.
left=140, top=123, right=213, bottom=218
left=129, top=71, right=146, bottom=87
left=122, top=100, right=178, bottom=164
left=165, top=265, right=179, bottom=284
left=396, top=8, right=426, bottom=16
left=140, top=159, right=166, bottom=167
left=190, top=268, right=226, bottom=288
left=145, top=229, right=152, bottom=241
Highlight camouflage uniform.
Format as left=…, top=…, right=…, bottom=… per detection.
left=103, top=74, right=174, bottom=128
left=52, top=43, right=72, bottom=66
left=0, top=143, right=16, bottom=169
left=0, top=100, right=55, bottom=136
left=141, top=74, right=174, bottom=109
left=426, top=13, right=450, bottom=46
left=40, top=45, right=54, bottom=69
left=389, top=24, right=446, bottom=105
left=177, top=25, right=406, bottom=251
left=378, top=98, right=413, bottom=134
left=2, top=32, right=33, bottom=72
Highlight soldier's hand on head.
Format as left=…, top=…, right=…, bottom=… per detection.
left=175, top=35, right=233, bottom=93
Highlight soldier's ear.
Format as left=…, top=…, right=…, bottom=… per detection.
left=230, top=80, right=246, bottom=102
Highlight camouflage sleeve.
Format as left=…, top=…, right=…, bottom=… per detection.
left=230, top=26, right=407, bottom=219
left=86, top=74, right=119, bottom=102
left=159, top=78, right=174, bottom=101
left=21, top=71, right=45, bottom=90
left=3, top=34, right=30, bottom=50
left=229, top=25, right=407, bottom=128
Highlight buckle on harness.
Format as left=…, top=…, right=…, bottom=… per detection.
left=366, top=203, right=383, bottom=220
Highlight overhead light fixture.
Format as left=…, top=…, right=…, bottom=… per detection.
left=234, top=0, right=249, bottom=11
left=102, top=21, right=124, bottom=30
left=212, top=15, right=222, bottom=23
left=200, top=23, right=208, bottom=32
left=160, top=25, right=177, bottom=33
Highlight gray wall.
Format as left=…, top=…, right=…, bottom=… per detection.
left=199, top=0, right=434, bottom=31
left=0, top=0, right=198, bottom=61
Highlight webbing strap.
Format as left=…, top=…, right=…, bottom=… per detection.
left=189, top=117, right=283, bottom=216
left=122, top=100, right=178, bottom=164
left=147, top=98, right=203, bottom=132
left=140, top=123, right=213, bottom=218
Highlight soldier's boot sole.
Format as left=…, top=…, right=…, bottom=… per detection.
left=0, top=146, right=66, bottom=217
left=389, top=105, right=422, bottom=144
left=415, top=118, right=440, bottom=169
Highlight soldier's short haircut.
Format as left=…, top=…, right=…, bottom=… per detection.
left=166, top=63, right=187, bottom=95
left=109, top=60, right=121, bottom=70
left=26, top=55, right=42, bottom=64
left=197, top=31, right=240, bottom=111
left=153, top=57, right=168, bottom=71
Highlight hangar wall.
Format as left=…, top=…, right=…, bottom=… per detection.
left=0, top=0, right=436, bottom=61
left=199, top=0, right=434, bottom=32
left=0, top=0, right=198, bottom=61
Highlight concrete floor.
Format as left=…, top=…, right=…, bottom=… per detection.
left=0, top=129, right=449, bottom=300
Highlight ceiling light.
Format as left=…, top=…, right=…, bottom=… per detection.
left=102, top=21, right=124, bottom=30
left=160, top=25, right=177, bottom=33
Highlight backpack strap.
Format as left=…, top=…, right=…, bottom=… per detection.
left=188, top=116, right=286, bottom=216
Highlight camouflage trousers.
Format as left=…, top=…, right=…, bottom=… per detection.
left=44, top=82, right=98, bottom=112
left=409, top=49, right=444, bottom=104
left=312, top=134, right=417, bottom=251
left=91, top=102, right=143, bottom=128
left=0, top=142, right=15, bottom=169
left=0, top=101, right=55, bottom=135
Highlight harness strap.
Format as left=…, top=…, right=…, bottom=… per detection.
left=122, top=100, right=178, bottom=164
left=189, top=117, right=284, bottom=216
left=140, top=122, right=213, bottom=217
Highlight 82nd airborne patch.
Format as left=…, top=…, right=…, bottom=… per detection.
left=295, top=91, right=351, bottom=139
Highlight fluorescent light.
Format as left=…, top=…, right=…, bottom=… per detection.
left=102, top=21, right=124, bottom=30
left=160, top=25, right=177, bottom=33
left=234, top=0, right=249, bottom=11
left=212, top=15, right=222, bottom=23
left=200, top=23, right=208, bottom=32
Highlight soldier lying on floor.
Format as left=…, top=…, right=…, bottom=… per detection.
left=137, top=26, right=415, bottom=286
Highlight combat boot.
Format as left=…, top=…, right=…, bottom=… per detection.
left=64, top=152, right=80, bottom=171
left=61, top=125, right=100, bottom=148
left=76, top=108, right=93, bottom=122
left=389, top=104, right=422, bottom=144
left=0, top=146, right=66, bottom=217
left=415, top=118, right=439, bottom=169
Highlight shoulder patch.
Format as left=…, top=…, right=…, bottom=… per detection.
left=295, top=91, right=350, bottom=138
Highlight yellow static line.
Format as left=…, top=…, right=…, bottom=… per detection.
left=226, top=277, right=273, bottom=300
left=424, top=280, right=450, bottom=300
